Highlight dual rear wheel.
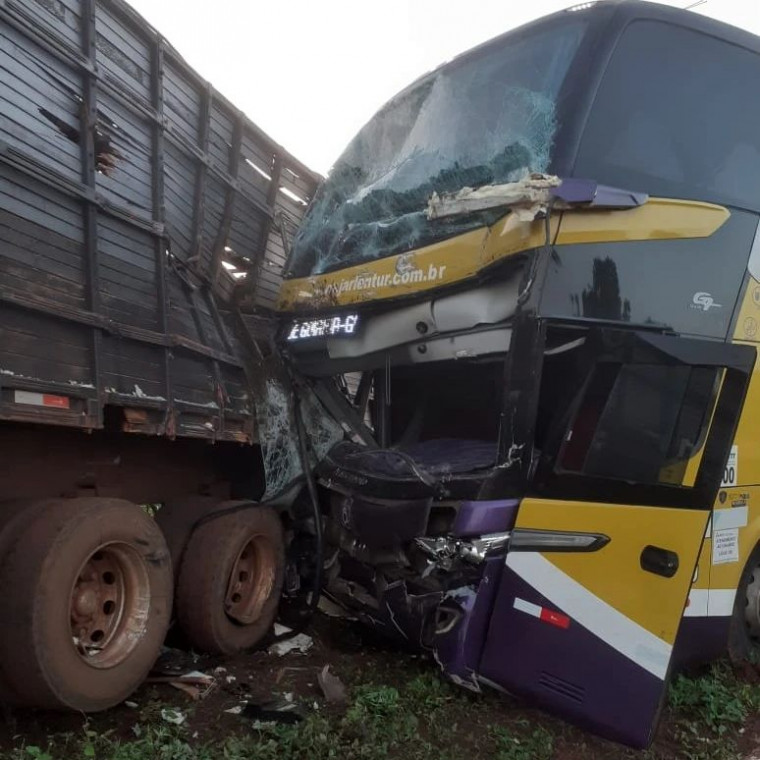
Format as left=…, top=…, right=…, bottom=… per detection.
left=0, top=497, right=284, bottom=711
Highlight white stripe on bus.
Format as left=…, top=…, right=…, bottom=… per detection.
left=507, top=552, right=671, bottom=680
left=684, top=588, right=736, bottom=617
left=513, top=597, right=543, bottom=618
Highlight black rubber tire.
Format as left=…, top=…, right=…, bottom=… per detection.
left=0, top=498, right=173, bottom=711
left=175, top=505, right=284, bottom=654
left=728, top=542, right=760, bottom=663
left=155, top=496, right=219, bottom=583
left=0, top=499, right=62, bottom=703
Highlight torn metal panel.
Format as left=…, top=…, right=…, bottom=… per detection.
left=431, top=562, right=503, bottom=691
left=426, top=173, right=561, bottom=221
left=426, top=175, right=649, bottom=221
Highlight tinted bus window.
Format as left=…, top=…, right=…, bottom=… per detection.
left=559, top=363, right=719, bottom=486
left=574, top=21, right=760, bottom=211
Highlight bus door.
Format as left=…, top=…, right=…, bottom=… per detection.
left=478, top=330, right=754, bottom=748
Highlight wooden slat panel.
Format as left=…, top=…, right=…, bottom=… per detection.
left=0, top=0, right=319, bottom=438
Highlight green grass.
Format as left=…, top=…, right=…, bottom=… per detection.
left=3, top=661, right=760, bottom=760
left=492, top=723, right=554, bottom=760
left=666, top=661, right=760, bottom=760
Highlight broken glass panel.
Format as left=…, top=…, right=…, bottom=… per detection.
left=256, top=377, right=343, bottom=500
left=286, top=18, right=586, bottom=278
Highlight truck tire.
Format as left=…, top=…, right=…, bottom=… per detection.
left=155, top=496, right=218, bottom=582
left=0, top=498, right=173, bottom=710
left=175, top=505, right=284, bottom=654
left=0, top=499, right=61, bottom=703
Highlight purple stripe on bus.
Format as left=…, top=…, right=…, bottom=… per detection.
left=477, top=567, right=664, bottom=749
left=673, top=616, right=731, bottom=669
left=452, top=500, right=520, bottom=537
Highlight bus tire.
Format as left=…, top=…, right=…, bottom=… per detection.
left=728, top=543, right=760, bottom=663
left=0, top=498, right=173, bottom=710
left=175, top=505, right=284, bottom=654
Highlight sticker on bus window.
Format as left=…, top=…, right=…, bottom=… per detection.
left=721, top=446, right=738, bottom=487
left=712, top=528, right=739, bottom=565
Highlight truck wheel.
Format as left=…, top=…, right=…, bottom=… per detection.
left=0, top=498, right=172, bottom=710
left=176, top=505, right=284, bottom=654
left=155, top=496, right=218, bottom=582
left=729, top=544, right=760, bottom=663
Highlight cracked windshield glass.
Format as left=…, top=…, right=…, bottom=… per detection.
left=286, top=19, right=586, bottom=279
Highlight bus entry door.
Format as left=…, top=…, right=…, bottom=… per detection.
left=478, top=330, right=755, bottom=748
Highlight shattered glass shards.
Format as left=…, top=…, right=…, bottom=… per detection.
left=256, top=378, right=343, bottom=500
left=286, top=20, right=586, bottom=279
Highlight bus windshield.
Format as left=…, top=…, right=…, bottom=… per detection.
left=286, top=18, right=586, bottom=278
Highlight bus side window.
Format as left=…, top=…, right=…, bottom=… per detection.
left=575, top=20, right=760, bottom=212
left=558, top=363, right=719, bottom=487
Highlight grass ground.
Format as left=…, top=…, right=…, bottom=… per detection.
left=1, top=617, right=759, bottom=760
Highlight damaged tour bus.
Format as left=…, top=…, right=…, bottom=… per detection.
left=277, top=0, right=760, bottom=747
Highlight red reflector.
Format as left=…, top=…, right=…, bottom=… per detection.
left=43, top=394, right=70, bottom=409
left=540, top=608, right=571, bottom=629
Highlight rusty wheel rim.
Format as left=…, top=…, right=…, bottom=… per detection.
left=224, top=533, right=276, bottom=625
left=70, top=543, right=151, bottom=668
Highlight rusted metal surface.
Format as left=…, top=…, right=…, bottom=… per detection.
left=224, top=533, right=276, bottom=625
left=0, top=422, right=266, bottom=503
left=0, top=0, right=320, bottom=441
left=71, top=542, right=151, bottom=667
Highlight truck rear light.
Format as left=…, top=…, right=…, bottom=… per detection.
left=14, top=391, right=70, bottom=409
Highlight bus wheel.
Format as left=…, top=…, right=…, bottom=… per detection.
left=0, top=498, right=173, bottom=710
left=175, top=505, right=284, bottom=654
left=729, top=547, right=760, bottom=662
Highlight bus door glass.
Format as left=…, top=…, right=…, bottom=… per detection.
left=478, top=330, right=754, bottom=748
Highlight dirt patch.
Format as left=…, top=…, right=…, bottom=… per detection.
left=0, top=615, right=759, bottom=759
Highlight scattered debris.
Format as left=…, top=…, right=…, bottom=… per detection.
left=170, top=682, right=199, bottom=700
left=318, top=665, right=348, bottom=705
left=318, top=596, right=356, bottom=620
left=251, top=719, right=277, bottom=730
left=225, top=675, right=236, bottom=684
left=243, top=699, right=305, bottom=725
left=147, top=670, right=216, bottom=701
left=124, top=701, right=138, bottom=709
left=268, top=632, right=314, bottom=656
left=224, top=698, right=306, bottom=724
left=273, top=623, right=291, bottom=636
left=160, top=708, right=187, bottom=726
left=152, top=646, right=199, bottom=677
left=275, top=666, right=308, bottom=684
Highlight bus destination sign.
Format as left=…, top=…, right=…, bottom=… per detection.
left=287, top=314, right=360, bottom=341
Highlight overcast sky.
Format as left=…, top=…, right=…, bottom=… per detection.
left=126, top=0, right=760, bottom=175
